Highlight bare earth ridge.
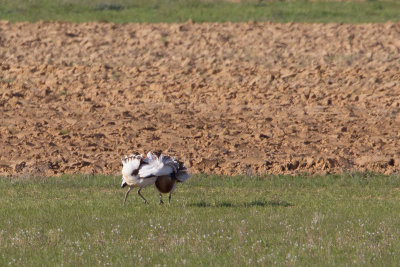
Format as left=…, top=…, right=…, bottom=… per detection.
left=1, top=21, right=400, bottom=176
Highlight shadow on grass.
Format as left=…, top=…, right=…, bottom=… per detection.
left=188, top=200, right=293, bottom=208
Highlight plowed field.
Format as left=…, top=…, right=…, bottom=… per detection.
left=1, top=21, right=400, bottom=176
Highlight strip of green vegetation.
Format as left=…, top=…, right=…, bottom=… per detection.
left=1, top=173, right=400, bottom=265
left=0, top=0, right=399, bottom=23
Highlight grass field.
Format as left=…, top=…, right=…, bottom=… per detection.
left=0, top=0, right=399, bottom=23
left=1, top=173, right=400, bottom=265
left=1, top=0, right=400, bottom=266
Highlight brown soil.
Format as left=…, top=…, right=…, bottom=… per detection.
left=1, top=21, right=400, bottom=177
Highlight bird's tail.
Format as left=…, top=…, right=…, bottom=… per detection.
left=145, top=151, right=190, bottom=182
left=121, top=154, right=142, bottom=177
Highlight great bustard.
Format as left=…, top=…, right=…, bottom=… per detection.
left=121, top=152, right=190, bottom=205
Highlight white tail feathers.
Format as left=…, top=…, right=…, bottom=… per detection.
left=121, top=151, right=190, bottom=182
left=139, top=153, right=175, bottom=178
left=121, top=155, right=142, bottom=177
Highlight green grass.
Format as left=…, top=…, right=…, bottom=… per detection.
left=1, top=173, right=400, bottom=265
left=0, top=0, right=399, bottom=23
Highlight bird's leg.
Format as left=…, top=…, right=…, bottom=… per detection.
left=168, top=192, right=172, bottom=204
left=138, top=186, right=149, bottom=204
left=159, top=193, right=164, bottom=205
left=123, top=187, right=132, bottom=206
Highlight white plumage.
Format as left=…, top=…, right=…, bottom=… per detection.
left=139, top=152, right=176, bottom=178
left=120, top=152, right=190, bottom=205
left=121, top=154, right=154, bottom=186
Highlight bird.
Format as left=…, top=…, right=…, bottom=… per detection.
left=121, top=153, right=156, bottom=206
left=120, top=152, right=190, bottom=206
left=141, top=151, right=190, bottom=204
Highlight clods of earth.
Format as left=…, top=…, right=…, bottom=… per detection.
left=1, top=21, right=400, bottom=176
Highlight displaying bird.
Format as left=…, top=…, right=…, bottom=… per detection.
left=120, top=152, right=190, bottom=206
left=141, top=151, right=190, bottom=204
left=121, top=153, right=155, bottom=206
